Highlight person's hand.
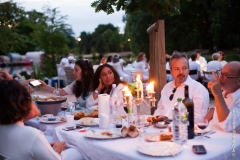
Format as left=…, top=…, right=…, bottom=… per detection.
left=38, top=79, right=48, bottom=89
left=51, top=141, right=66, bottom=155
left=0, top=70, right=13, bottom=81
left=20, top=79, right=35, bottom=87
left=97, top=79, right=105, bottom=91
left=207, top=80, right=222, bottom=96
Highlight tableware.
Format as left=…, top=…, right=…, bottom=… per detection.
left=137, top=142, right=182, bottom=156
left=145, top=132, right=173, bottom=142
left=76, top=118, right=99, bottom=126
left=39, top=116, right=65, bottom=124
left=196, top=119, right=209, bottom=139
left=154, top=121, right=170, bottom=128
left=66, top=115, right=75, bottom=127
left=84, top=129, right=121, bottom=139
left=34, top=95, right=67, bottom=116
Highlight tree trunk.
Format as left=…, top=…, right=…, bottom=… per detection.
left=147, top=20, right=167, bottom=115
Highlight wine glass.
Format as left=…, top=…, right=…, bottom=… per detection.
left=61, top=102, right=68, bottom=117
left=197, top=119, right=209, bottom=139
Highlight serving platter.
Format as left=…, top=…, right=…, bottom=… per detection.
left=137, top=142, right=182, bottom=156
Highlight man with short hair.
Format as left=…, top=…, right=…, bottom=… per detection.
left=154, top=52, right=209, bottom=123
left=206, top=53, right=222, bottom=80
left=206, top=61, right=240, bottom=132
left=60, top=53, right=70, bottom=66
left=189, top=52, right=202, bottom=82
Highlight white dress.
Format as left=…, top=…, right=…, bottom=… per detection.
left=63, top=81, right=92, bottom=108
left=111, top=62, right=130, bottom=82
left=86, top=83, right=124, bottom=108
left=134, top=61, right=149, bottom=81
left=0, top=123, right=61, bottom=160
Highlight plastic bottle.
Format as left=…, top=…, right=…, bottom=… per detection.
left=172, top=98, right=188, bottom=145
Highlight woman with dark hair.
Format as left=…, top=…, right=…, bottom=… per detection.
left=86, top=64, right=126, bottom=107
left=0, top=80, right=66, bottom=159
left=107, top=55, right=113, bottom=64
left=218, top=51, right=227, bottom=67
left=39, top=59, right=94, bottom=108
left=134, top=52, right=149, bottom=81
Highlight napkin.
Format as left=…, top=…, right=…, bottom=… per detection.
left=99, top=113, right=110, bottom=129
left=98, top=94, right=110, bottom=115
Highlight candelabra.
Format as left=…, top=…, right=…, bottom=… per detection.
left=122, top=81, right=157, bottom=127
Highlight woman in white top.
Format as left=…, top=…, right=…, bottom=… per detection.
left=39, top=60, right=94, bottom=108
left=134, top=52, right=149, bottom=81
left=218, top=51, right=227, bottom=67
left=86, top=64, right=126, bottom=108
left=0, top=80, right=66, bottom=160
left=111, top=54, right=130, bottom=82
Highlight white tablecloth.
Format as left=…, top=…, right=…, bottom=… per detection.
left=25, top=117, right=66, bottom=142
left=53, top=124, right=240, bottom=160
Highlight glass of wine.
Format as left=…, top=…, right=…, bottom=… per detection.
left=61, top=102, right=68, bottom=117
left=197, top=118, right=209, bottom=139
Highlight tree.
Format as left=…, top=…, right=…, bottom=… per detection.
left=32, top=6, right=70, bottom=77
left=124, top=12, right=154, bottom=57
left=92, top=23, right=121, bottom=55
left=0, top=0, right=27, bottom=54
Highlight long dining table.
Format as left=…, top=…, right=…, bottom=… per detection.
left=52, top=122, right=240, bottom=160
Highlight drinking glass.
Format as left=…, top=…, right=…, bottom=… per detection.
left=61, top=102, right=68, bottom=117
left=197, top=119, right=209, bottom=139
left=67, top=102, right=75, bottom=114
left=136, top=115, right=146, bottom=142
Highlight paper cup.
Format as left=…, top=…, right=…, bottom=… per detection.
left=66, top=115, right=75, bottom=127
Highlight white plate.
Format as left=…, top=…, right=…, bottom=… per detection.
left=145, top=132, right=173, bottom=142
left=39, top=116, right=65, bottom=124
left=76, top=118, right=99, bottom=126
left=84, top=129, right=121, bottom=139
left=137, top=142, right=182, bottom=156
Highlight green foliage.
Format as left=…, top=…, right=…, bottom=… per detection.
left=124, top=11, right=153, bottom=57
left=91, top=0, right=181, bottom=19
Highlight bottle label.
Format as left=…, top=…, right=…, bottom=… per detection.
left=181, top=113, right=188, bottom=124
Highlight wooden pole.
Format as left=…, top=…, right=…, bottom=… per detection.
left=147, top=20, right=167, bottom=115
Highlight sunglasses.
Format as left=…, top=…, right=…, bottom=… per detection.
left=169, top=87, right=177, bottom=101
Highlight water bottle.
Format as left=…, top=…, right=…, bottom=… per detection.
left=172, top=98, right=188, bottom=145
left=179, top=99, right=188, bottom=145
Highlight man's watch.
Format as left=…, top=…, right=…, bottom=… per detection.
left=94, top=89, right=99, bottom=94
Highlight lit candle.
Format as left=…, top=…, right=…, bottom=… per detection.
left=136, top=74, right=143, bottom=99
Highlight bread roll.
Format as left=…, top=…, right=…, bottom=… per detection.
left=121, top=126, right=128, bottom=137
left=128, top=125, right=139, bottom=138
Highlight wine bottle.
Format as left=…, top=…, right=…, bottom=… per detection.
left=182, top=85, right=194, bottom=139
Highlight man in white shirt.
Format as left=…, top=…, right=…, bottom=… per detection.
left=189, top=49, right=207, bottom=71
left=206, top=61, right=240, bottom=132
left=60, top=53, right=70, bottom=66
left=154, top=52, right=209, bottom=123
left=206, top=53, right=222, bottom=80
left=189, top=52, right=202, bottom=81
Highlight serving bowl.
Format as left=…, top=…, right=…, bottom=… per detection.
left=33, top=95, right=67, bottom=116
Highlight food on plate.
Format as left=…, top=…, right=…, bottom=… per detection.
left=74, top=109, right=98, bottom=119
left=74, top=112, right=85, bottom=119
left=121, top=126, right=128, bottom=137
left=147, top=115, right=168, bottom=125
left=159, top=133, right=173, bottom=141
left=86, top=109, right=98, bottom=117
left=128, top=125, right=139, bottom=138
left=80, top=117, right=94, bottom=125
left=32, top=95, right=66, bottom=102
left=101, top=131, right=113, bottom=137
